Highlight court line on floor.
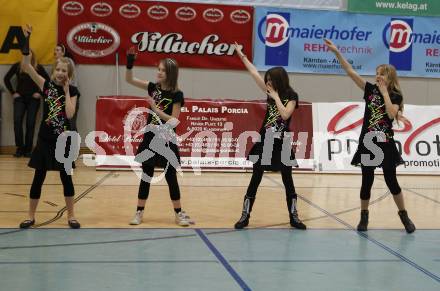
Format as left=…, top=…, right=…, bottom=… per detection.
left=0, top=258, right=402, bottom=265
left=32, top=172, right=114, bottom=228
left=375, top=177, right=440, bottom=205
left=0, top=228, right=438, bottom=251
left=264, top=176, right=440, bottom=284
left=196, top=229, right=251, bottom=291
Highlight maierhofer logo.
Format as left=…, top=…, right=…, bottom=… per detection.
left=203, top=8, right=224, bottom=23
left=131, top=32, right=238, bottom=56
left=67, top=22, right=120, bottom=58
left=147, top=5, right=169, bottom=20
left=119, top=4, right=141, bottom=19
left=230, top=9, right=251, bottom=24
left=62, top=1, right=84, bottom=16
left=383, top=19, right=413, bottom=53
left=258, top=13, right=290, bottom=47
left=176, top=6, right=196, bottom=21
left=91, top=2, right=112, bottom=17
left=382, top=18, right=414, bottom=71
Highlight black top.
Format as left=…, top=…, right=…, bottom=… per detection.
left=38, top=80, right=80, bottom=142
left=3, top=62, right=50, bottom=96
left=260, top=90, right=298, bottom=135
left=146, top=82, right=184, bottom=126
left=359, top=82, right=402, bottom=142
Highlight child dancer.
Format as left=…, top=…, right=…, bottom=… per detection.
left=324, top=38, right=415, bottom=233
left=19, top=25, right=80, bottom=229
left=233, top=43, right=306, bottom=230
left=125, top=47, right=191, bottom=226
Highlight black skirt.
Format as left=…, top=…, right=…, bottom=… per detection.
left=28, top=137, right=76, bottom=171
left=351, top=137, right=404, bottom=169
left=135, top=131, right=181, bottom=169
left=247, top=137, right=298, bottom=171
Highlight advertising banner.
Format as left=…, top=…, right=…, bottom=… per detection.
left=313, top=102, right=440, bottom=173
left=253, top=7, right=440, bottom=78
left=94, top=96, right=314, bottom=170
left=58, top=0, right=253, bottom=69
left=0, top=0, right=57, bottom=65
left=348, top=0, right=440, bottom=17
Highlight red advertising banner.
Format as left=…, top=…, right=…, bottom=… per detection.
left=94, top=96, right=314, bottom=170
left=58, top=0, right=253, bottom=69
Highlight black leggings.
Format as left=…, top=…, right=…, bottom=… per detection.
left=246, top=164, right=297, bottom=200
left=30, top=170, right=75, bottom=199
left=138, top=163, right=181, bottom=201
left=360, top=166, right=402, bottom=200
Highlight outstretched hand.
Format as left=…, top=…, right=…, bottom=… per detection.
left=127, top=46, right=137, bottom=59
left=23, top=24, right=32, bottom=37
left=233, top=42, right=245, bottom=59
left=324, top=38, right=338, bottom=53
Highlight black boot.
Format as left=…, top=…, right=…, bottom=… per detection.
left=287, top=195, right=306, bottom=230
left=398, top=210, right=416, bottom=233
left=234, top=196, right=254, bottom=229
left=357, top=210, right=369, bottom=231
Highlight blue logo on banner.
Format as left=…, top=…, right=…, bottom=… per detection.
left=257, top=12, right=291, bottom=66
left=382, top=18, right=414, bottom=71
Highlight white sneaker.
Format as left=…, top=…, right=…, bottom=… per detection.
left=175, top=211, right=191, bottom=227
left=129, top=210, right=144, bottom=225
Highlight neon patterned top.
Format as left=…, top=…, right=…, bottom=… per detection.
left=360, top=82, right=402, bottom=142
left=147, top=82, right=184, bottom=126
left=38, top=80, right=79, bottom=142
left=261, top=91, right=298, bottom=136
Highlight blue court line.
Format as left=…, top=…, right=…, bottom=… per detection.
left=0, top=259, right=403, bottom=265
left=265, top=175, right=440, bottom=284
left=405, top=188, right=440, bottom=205
left=195, top=229, right=251, bottom=291
left=299, top=194, right=440, bottom=284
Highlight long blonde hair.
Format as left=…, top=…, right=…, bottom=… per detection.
left=376, top=64, right=403, bottom=112
left=51, top=57, right=75, bottom=81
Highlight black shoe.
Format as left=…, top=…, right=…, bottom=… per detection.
left=290, top=212, right=307, bottom=229
left=68, top=219, right=81, bottom=229
left=398, top=210, right=416, bottom=233
left=13, top=149, right=23, bottom=158
left=19, top=219, right=35, bottom=229
left=357, top=210, right=369, bottom=231
left=23, top=151, right=32, bottom=158
left=234, top=213, right=249, bottom=229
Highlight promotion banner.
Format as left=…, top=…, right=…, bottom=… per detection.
left=58, top=0, right=253, bottom=69
left=0, top=0, right=57, bottom=65
left=348, top=0, right=440, bottom=17
left=141, top=0, right=344, bottom=10
left=253, top=7, right=440, bottom=78
left=94, top=96, right=314, bottom=170
left=313, top=102, right=440, bottom=174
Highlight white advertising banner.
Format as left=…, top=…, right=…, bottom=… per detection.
left=133, top=0, right=344, bottom=10
left=313, top=102, right=440, bottom=174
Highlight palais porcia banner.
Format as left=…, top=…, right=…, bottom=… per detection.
left=254, top=7, right=440, bottom=78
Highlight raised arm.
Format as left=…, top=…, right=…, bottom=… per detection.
left=63, top=80, right=77, bottom=119
left=125, top=47, right=150, bottom=90
left=324, top=39, right=366, bottom=91
left=233, top=42, right=266, bottom=93
left=21, top=25, right=45, bottom=91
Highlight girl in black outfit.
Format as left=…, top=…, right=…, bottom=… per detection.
left=4, top=50, right=50, bottom=157
left=324, top=38, right=415, bottom=233
left=19, top=25, right=81, bottom=229
left=233, top=43, right=306, bottom=230
left=125, top=47, right=191, bottom=226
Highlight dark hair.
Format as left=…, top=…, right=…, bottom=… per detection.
left=57, top=43, right=75, bottom=62
left=264, top=67, right=297, bottom=107
left=159, top=58, right=179, bottom=92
